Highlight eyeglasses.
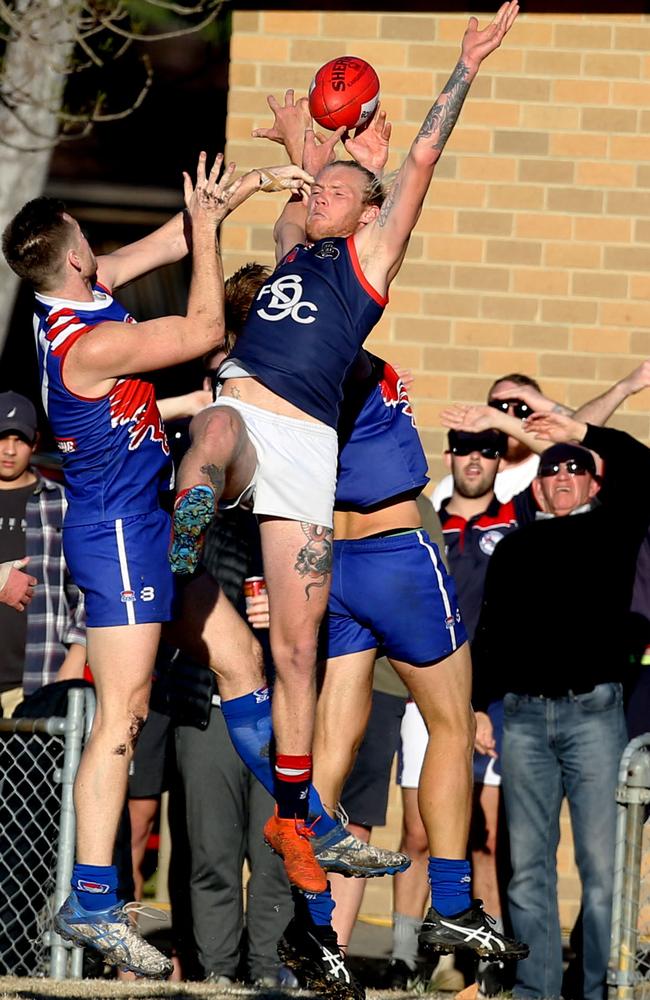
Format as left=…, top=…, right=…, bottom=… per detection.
left=488, top=399, right=532, bottom=420
left=451, top=444, right=501, bottom=460
left=538, top=460, right=589, bottom=478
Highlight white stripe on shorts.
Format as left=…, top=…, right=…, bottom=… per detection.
left=115, top=518, right=136, bottom=625
left=415, top=529, right=457, bottom=649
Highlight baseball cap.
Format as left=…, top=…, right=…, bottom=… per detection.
left=448, top=429, right=508, bottom=457
left=538, top=443, right=596, bottom=477
left=0, top=391, right=37, bottom=442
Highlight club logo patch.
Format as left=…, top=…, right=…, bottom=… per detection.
left=314, top=240, right=340, bottom=260
left=479, top=530, right=505, bottom=556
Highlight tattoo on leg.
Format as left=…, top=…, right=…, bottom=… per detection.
left=200, top=463, right=225, bottom=493
left=295, top=523, right=332, bottom=600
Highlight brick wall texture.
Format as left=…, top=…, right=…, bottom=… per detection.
left=223, top=8, right=649, bottom=925
left=223, top=8, right=650, bottom=490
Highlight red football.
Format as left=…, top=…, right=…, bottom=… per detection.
left=308, top=56, right=380, bottom=132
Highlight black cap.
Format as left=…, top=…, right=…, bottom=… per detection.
left=538, top=443, right=596, bottom=477
left=448, top=429, right=508, bottom=456
left=0, top=392, right=37, bottom=442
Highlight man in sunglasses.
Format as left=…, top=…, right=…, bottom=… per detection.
left=468, top=410, right=650, bottom=1000
left=432, top=374, right=544, bottom=511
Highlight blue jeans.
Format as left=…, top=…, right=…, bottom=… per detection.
left=501, top=683, right=627, bottom=1000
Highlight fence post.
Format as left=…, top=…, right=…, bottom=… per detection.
left=49, top=688, right=86, bottom=980
left=608, top=736, right=650, bottom=1000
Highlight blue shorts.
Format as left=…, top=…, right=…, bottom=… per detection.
left=63, top=509, right=176, bottom=628
left=325, top=529, right=468, bottom=664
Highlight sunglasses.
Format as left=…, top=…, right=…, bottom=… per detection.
left=451, top=443, right=501, bottom=460
left=538, top=460, right=589, bottom=478
left=488, top=399, right=532, bottom=420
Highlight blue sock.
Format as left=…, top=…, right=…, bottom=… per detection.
left=428, top=857, right=472, bottom=916
left=221, top=687, right=274, bottom=795
left=72, top=863, right=119, bottom=911
left=295, top=885, right=335, bottom=927
left=221, top=687, right=338, bottom=834
left=307, top=786, right=338, bottom=836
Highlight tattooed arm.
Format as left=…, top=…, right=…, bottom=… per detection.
left=357, top=1, right=519, bottom=291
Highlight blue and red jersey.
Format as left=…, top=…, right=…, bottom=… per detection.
left=229, top=236, right=387, bottom=428
left=439, top=493, right=534, bottom=640
left=335, top=353, right=429, bottom=510
left=34, top=285, right=173, bottom=526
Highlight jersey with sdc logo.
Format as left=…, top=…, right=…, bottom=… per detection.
left=228, top=236, right=387, bottom=428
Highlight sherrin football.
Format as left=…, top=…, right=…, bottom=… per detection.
left=308, top=56, right=380, bottom=132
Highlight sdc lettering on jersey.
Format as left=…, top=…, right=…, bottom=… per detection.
left=256, top=275, right=318, bottom=325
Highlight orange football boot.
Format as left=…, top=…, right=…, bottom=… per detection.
left=263, top=810, right=328, bottom=893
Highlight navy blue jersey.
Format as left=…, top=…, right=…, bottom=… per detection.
left=439, top=493, right=532, bottom=641
left=229, top=236, right=387, bottom=428
left=335, top=354, right=429, bottom=510
left=34, top=285, right=173, bottom=526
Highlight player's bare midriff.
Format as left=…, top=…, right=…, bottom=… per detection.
left=220, top=377, right=325, bottom=425
left=334, top=498, right=422, bottom=541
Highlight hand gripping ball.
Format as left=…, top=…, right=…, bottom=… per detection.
left=308, top=56, right=380, bottom=132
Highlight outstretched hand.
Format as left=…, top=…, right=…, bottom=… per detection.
left=257, top=164, right=314, bottom=200
left=344, top=105, right=392, bottom=175
left=490, top=382, right=555, bottom=414
left=461, top=1, right=519, bottom=71
left=619, top=359, right=650, bottom=396
left=252, top=89, right=313, bottom=166
left=523, top=411, right=588, bottom=444
left=440, top=403, right=502, bottom=434
left=303, top=125, right=346, bottom=177
left=183, top=152, right=241, bottom=226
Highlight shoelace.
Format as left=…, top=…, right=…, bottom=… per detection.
left=119, top=901, right=169, bottom=926
left=295, top=816, right=320, bottom=839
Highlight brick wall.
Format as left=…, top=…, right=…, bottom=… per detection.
left=223, top=8, right=648, bottom=927
left=223, top=8, right=650, bottom=489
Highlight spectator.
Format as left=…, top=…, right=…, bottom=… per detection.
left=432, top=374, right=544, bottom=509
left=0, top=391, right=85, bottom=717
left=173, top=507, right=293, bottom=988
left=470, top=412, right=649, bottom=1000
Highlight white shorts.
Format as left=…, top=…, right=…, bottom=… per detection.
left=397, top=700, right=427, bottom=789
left=208, top=397, right=338, bottom=529
left=397, top=699, right=502, bottom=789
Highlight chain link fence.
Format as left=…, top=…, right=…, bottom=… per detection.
left=609, top=734, right=650, bottom=1000
left=0, top=687, right=92, bottom=979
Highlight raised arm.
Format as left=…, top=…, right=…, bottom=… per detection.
left=441, top=401, right=548, bottom=454
left=357, top=1, right=519, bottom=288
left=491, top=360, right=650, bottom=427
left=253, top=89, right=342, bottom=259
left=65, top=152, right=237, bottom=395
left=96, top=211, right=190, bottom=292
left=574, top=360, right=650, bottom=425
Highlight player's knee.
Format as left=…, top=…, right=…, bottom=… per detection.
left=272, top=633, right=319, bottom=677
left=428, top=699, right=475, bottom=753
left=191, top=406, right=241, bottom=457
left=402, top=821, right=429, bottom=858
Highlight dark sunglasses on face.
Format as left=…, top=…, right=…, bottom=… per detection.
left=488, top=398, right=532, bottom=420
left=451, top=443, right=501, bottom=460
left=538, top=459, right=588, bottom=478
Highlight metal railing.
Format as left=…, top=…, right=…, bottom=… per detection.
left=608, top=734, right=650, bottom=1000
left=0, top=687, right=93, bottom=979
